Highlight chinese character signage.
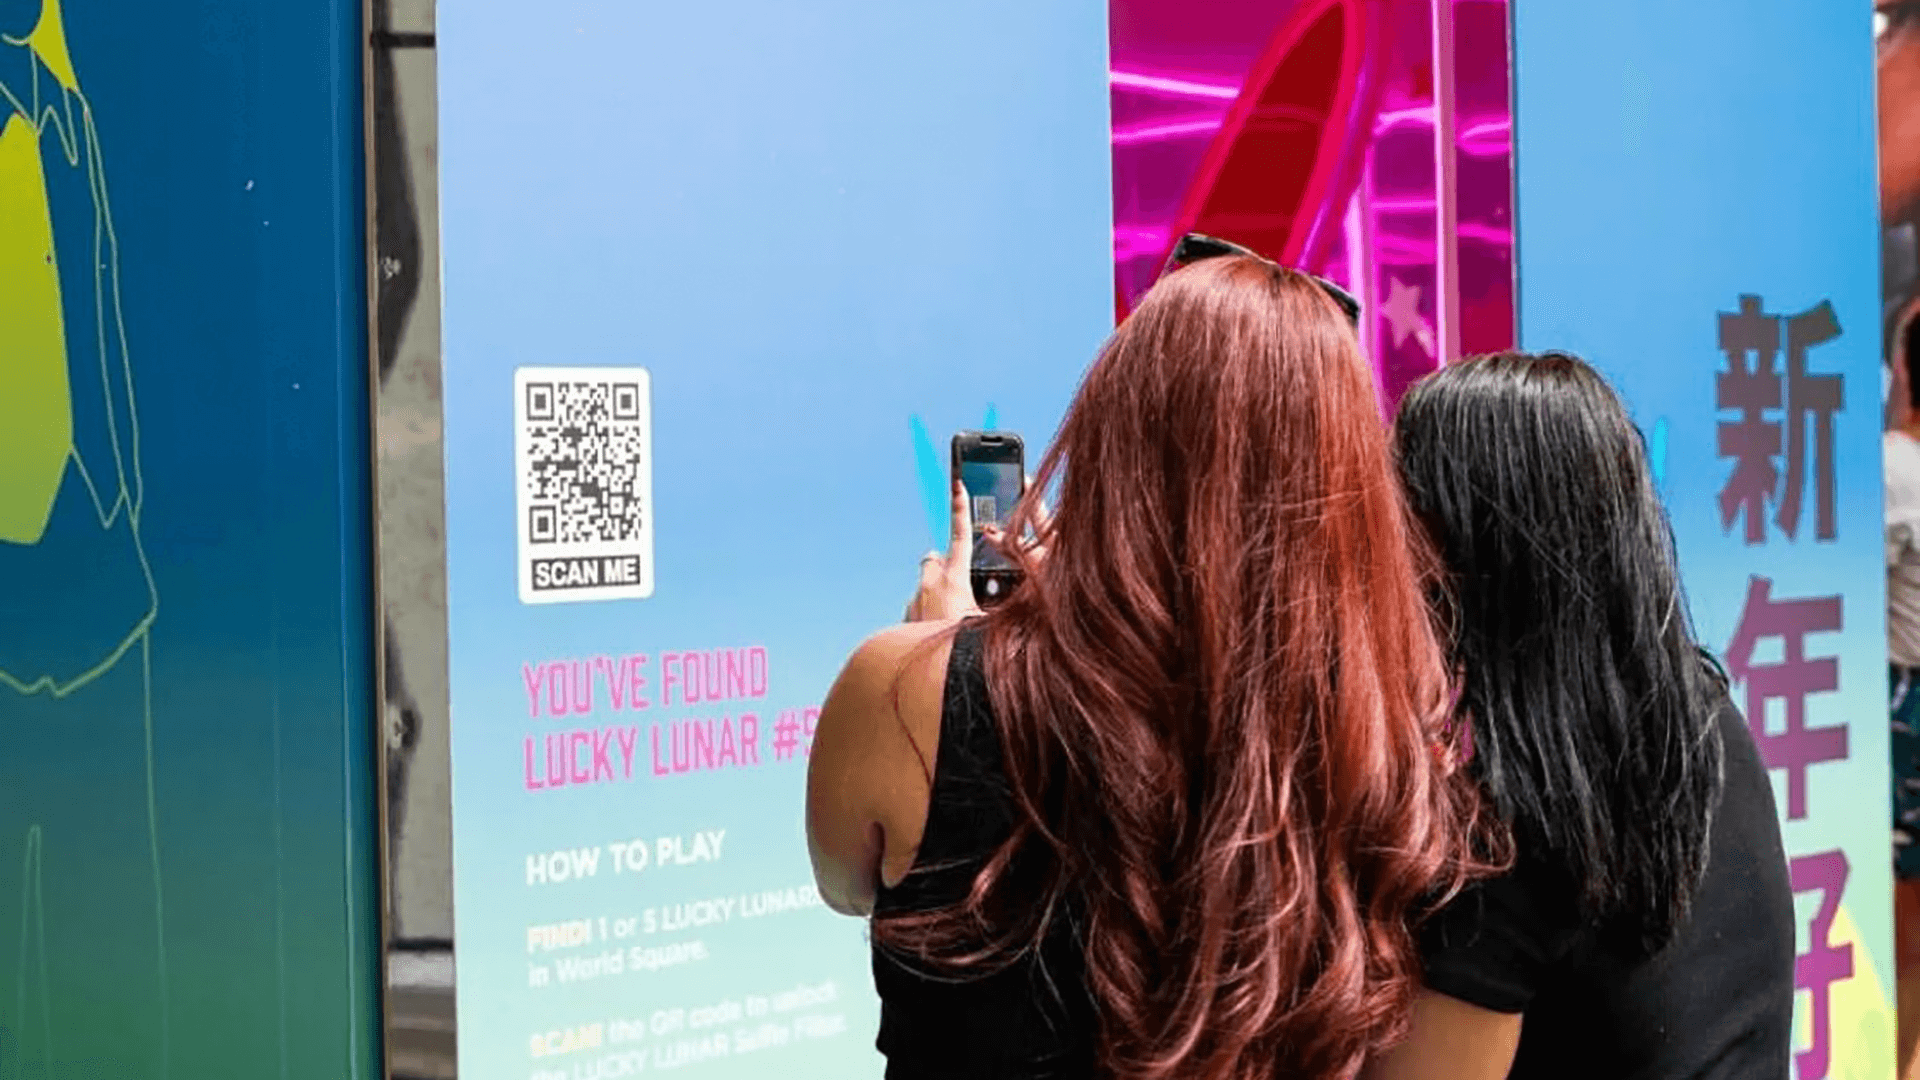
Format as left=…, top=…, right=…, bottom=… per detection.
left=1512, top=5, right=1891, bottom=1078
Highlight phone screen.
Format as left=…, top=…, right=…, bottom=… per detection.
left=959, top=459, right=1024, bottom=572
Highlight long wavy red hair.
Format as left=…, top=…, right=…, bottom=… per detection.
left=875, top=256, right=1493, bottom=1080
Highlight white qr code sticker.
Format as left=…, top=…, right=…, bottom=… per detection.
left=514, top=367, right=655, bottom=604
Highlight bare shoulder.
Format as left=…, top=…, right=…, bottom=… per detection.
left=834, top=621, right=957, bottom=724
left=806, top=619, right=963, bottom=912
left=817, top=620, right=957, bottom=788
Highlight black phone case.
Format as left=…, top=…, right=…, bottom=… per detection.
left=951, top=431, right=1026, bottom=607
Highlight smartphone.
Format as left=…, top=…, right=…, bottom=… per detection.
left=951, top=430, right=1026, bottom=606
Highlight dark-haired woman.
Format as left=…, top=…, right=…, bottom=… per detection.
left=807, top=247, right=1493, bottom=1080
left=1366, top=351, right=1795, bottom=1080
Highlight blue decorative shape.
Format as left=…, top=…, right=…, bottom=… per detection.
left=909, top=415, right=946, bottom=549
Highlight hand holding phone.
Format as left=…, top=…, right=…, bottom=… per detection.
left=951, top=430, right=1026, bottom=606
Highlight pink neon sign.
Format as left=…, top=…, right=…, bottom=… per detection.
left=1110, top=0, right=1516, bottom=407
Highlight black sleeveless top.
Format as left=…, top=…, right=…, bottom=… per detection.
left=870, top=621, right=1098, bottom=1079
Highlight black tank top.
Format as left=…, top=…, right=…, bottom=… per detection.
left=870, top=621, right=1098, bottom=1079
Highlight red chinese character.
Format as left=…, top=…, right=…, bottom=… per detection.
left=1790, top=850, right=1853, bottom=1080
left=1723, top=576, right=1846, bottom=820
left=1715, top=295, right=1844, bottom=545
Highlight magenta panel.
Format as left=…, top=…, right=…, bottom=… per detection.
left=1110, top=0, right=1515, bottom=406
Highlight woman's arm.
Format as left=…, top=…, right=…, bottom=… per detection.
left=806, top=641, right=889, bottom=916
left=805, top=621, right=952, bottom=916
left=1361, top=991, right=1522, bottom=1080
left=809, top=479, right=985, bottom=915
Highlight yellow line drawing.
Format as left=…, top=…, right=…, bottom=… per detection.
left=0, top=0, right=168, bottom=1074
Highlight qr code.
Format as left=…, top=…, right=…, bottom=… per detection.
left=514, top=367, right=655, bottom=604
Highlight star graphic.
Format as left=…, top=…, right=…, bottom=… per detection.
left=1381, top=276, right=1434, bottom=357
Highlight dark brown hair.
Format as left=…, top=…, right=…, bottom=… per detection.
left=1394, top=351, right=1724, bottom=956
left=875, top=257, right=1495, bottom=1080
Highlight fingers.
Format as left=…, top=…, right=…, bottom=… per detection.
left=976, top=477, right=1049, bottom=566
left=980, top=526, right=1007, bottom=567
left=904, top=552, right=940, bottom=623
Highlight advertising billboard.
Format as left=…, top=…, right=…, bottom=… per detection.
left=436, top=2, right=1114, bottom=1075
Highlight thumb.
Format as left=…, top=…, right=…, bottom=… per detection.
left=949, top=480, right=974, bottom=575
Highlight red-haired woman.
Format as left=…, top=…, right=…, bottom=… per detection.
left=807, top=242, right=1495, bottom=1080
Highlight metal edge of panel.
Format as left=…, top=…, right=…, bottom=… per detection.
left=366, top=0, right=457, bottom=1075
left=358, top=0, right=390, bottom=1065
left=360, top=0, right=399, bottom=1073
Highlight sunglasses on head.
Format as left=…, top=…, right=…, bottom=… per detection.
left=1158, top=233, right=1363, bottom=327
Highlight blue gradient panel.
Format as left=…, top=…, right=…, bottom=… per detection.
left=1511, top=2, right=1891, bottom=1073
left=439, top=1, right=1111, bottom=1077
left=0, top=0, right=380, bottom=1076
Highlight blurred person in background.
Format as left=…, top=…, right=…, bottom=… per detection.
left=1366, top=352, right=1794, bottom=1080
left=807, top=248, right=1496, bottom=1080
left=1889, top=298, right=1920, bottom=1075
left=1886, top=4, right=1920, bottom=1070
left=1881, top=2, right=1920, bottom=229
